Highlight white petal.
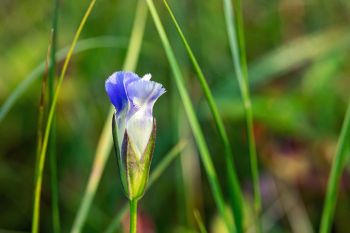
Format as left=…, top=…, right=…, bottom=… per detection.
left=142, top=73, right=152, bottom=81
left=116, top=109, right=127, bottom=151
left=126, top=109, right=153, bottom=160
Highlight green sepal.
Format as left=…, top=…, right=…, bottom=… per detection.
left=112, top=113, right=156, bottom=200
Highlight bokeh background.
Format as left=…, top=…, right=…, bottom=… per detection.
left=1, top=0, right=350, bottom=232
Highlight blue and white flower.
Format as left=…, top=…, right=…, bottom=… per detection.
left=105, top=71, right=165, bottom=199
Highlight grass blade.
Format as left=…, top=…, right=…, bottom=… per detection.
left=162, top=1, right=244, bottom=231
left=103, top=140, right=187, bottom=233
left=31, top=1, right=97, bottom=232
left=70, top=1, right=148, bottom=232
left=222, top=0, right=262, bottom=231
left=48, top=0, right=60, bottom=232
left=145, top=0, right=233, bottom=231
left=319, top=102, right=350, bottom=233
left=194, top=210, right=208, bottom=233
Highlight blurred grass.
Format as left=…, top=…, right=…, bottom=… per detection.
left=1, top=0, right=350, bottom=232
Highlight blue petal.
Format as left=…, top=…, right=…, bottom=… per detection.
left=105, top=71, right=139, bottom=114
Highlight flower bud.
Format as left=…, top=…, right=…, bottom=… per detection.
left=105, top=71, right=165, bottom=200
left=112, top=113, right=156, bottom=200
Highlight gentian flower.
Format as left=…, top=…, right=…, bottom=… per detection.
left=105, top=71, right=165, bottom=200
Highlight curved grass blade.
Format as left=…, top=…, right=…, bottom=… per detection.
left=103, top=140, right=187, bottom=233
left=162, top=1, right=243, bottom=231
left=222, top=0, right=262, bottom=231
left=70, top=1, right=148, bottom=232
left=145, top=0, right=233, bottom=231
left=0, top=36, right=128, bottom=123
left=320, top=102, right=350, bottom=233
left=31, top=1, right=97, bottom=232
left=214, top=28, right=350, bottom=96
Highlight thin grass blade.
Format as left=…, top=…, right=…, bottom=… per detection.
left=31, top=1, right=97, bottom=232
left=194, top=210, right=208, bottom=233
left=48, top=0, right=60, bottom=232
left=0, top=36, right=128, bottom=124
left=35, top=34, right=52, bottom=182
left=162, top=1, right=244, bottom=231
left=319, top=102, right=350, bottom=233
left=222, top=0, right=262, bottom=231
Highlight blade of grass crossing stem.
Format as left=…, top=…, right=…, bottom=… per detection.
left=194, top=210, right=208, bottom=233
left=222, top=0, right=262, bottom=231
left=48, top=0, right=60, bottom=232
left=31, top=1, right=97, bottom=233
left=70, top=1, right=148, bottom=232
left=145, top=0, right=233, bottom=231
left=320, top=102, right=350, bottom=233
left=104, top=140, right=187, bottom=233
left=35, top=36, right=52, bottom=182
left=162, top=1, right=244, bottom=232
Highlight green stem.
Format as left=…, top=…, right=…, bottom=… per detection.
left=222, top=0, right=262, bottom=231
left=319, top=101, right=350, bottom=233
left=104, top=141, right=186, bottom=233
left=48, top=0, right=60, bottom=232
left=129, top=199, right=138, bottom=233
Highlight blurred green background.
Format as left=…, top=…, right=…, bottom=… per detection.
left=1, top=0, right=350, bottom=232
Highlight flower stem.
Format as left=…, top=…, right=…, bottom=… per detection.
left=129, top=199, right=138, bottom=233
left=48, top=0, right=60, bottom=232
left=70, top=1, right=147, bottom=232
